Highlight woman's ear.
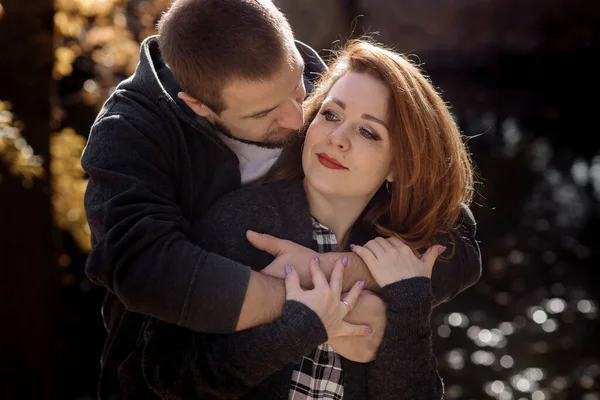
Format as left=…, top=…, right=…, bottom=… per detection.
left=178, top=92, right=214, bottom=118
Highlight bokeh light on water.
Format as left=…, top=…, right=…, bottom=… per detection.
left=431, top=103, right=600, bottom=399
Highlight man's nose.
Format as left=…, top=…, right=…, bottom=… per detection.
left=277, top=98, right=304, bottom=130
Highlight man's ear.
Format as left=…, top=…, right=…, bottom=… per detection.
left=178, top=92, right=213, bottom=118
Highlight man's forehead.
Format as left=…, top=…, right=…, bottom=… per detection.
left=222, top=54, right=304, bottom=116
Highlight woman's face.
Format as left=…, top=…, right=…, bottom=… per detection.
left=302, top=71, right=395, bottom=200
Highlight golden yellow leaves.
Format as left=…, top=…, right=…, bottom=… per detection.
left=49, top=0, right=172, bottom=252
left=0, top=101, right=46, bottom=188
left=55, top=0, right=120, bottom=17
left=54, top=46, right=79, bottom=78
left=50, top=127, right=91, bottom=252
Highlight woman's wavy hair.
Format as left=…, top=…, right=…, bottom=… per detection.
left=270, top=39, right=475, bottom=251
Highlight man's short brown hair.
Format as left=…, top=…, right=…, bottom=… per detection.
left=157, top=0, right=295, bottom=114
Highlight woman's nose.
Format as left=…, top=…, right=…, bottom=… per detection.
left=327, top=126, right=350, bottom=151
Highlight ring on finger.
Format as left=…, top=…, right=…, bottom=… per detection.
left=341, top=299, right=353, bottom=312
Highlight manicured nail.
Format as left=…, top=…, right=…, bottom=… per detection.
left=438, top=246, right=447, bottom=254
left=284, top=264, right=292, bottom=275
left=314, top=255, right=320, bottom=263
left=349, top=244, right=356, bottom=249
left=341, top=256, right=348, bottom=266
left=359, top=281, right=365, bottom=289
left=365, top=327, right=373, bottom=334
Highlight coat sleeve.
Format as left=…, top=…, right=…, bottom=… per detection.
left=141, top=180, right=328, bottom=399
left=82, top=100, right=251, bottom=334
left=431, top=203, right=482, bottom=306
left=142, top=301, right=327, bottom=399
left=366, top=278, right=444, bottom=399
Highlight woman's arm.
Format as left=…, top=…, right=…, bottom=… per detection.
left=366, top=278, right=443, bottom=400
left=142, top=300, right=327, bottom=399
left=351, top=237, right=446, bottom=399
left=142, top=254, right=370, bottom=399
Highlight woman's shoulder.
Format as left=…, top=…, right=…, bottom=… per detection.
left=192, top=178, right=308, bottom=243
left=192, top=178, right=309, bottom=268
left=208, top=179, right=304, bottom=219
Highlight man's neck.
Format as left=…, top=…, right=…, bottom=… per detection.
left=304, top=178, right=373, bottom=248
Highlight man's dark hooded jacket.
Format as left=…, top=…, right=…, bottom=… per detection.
left=82, top=35, right=327, bottom=399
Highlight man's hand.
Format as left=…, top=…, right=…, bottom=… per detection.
left=246, top=230, right=318, bottom=286
left=246, top=230, right=378, bottom=291
left=327, top=290, right=387, bottom=363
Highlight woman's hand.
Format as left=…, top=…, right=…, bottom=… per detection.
left=284, top=256, right=372, bottom=339
left=327, top=290, right=386, bottom=363
left=350, top=237, right=445, bottom=288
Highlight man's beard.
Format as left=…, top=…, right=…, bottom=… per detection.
left=214, top=121, right=297, bottom=149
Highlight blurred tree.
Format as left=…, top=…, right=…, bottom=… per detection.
left=0, top=0, right=59, bottom=398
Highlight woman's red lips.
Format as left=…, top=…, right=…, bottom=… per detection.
left=317, top=153, right=347, bottom=170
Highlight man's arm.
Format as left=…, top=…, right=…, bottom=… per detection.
left=249, top=202, right=481, bottom=307
left=248, top=231, right=377, bottom=292
left=236, top=272, right=285, bottom=330
left=430, top=203, right=481, bottom=305
left=315, top=205, right=481, bottom=306
left=83, top=108, right=290, bottom=334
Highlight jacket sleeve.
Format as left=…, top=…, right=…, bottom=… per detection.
left=142, top=301, right=327, bottom=399
left=82, top=103, right=250, bottom=334
left=366, top=278, right=444, bottom=400
left=431, top=203, right=482, bottom=306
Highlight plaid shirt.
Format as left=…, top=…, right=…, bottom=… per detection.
left=289, top=218, right=344, bottom=399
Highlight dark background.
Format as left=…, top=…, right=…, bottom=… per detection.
left=1, top=0, right=599, bottom=399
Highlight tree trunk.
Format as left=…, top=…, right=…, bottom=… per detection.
left=0, top=0, right=58, bottom=398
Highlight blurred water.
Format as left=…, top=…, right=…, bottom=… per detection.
left=431, top=89, right=600, bottom=399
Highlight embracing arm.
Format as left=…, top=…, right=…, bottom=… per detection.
left=142, top=258, right=369, bottom=399
left=142, top=300, right=327, bottom=399
left=254, top=204, right=480, bottom=300
left=83, top=108, right=285, bottom=334
left=321, top=203, right=481, bottom=303
left=431, top=203, right=481, bottom=305
left=366, top=278, right=443, bottom=399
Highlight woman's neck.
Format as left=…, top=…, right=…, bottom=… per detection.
left=304, top=178, right=373, bottom=248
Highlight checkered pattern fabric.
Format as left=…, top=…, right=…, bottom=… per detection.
left=288, top=218, right=344, bottom=399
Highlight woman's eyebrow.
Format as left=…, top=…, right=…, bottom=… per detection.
left=362, top=113, right=387, bottom=128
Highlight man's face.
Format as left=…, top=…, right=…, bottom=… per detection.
left=214, top=49, right=306, bottom=148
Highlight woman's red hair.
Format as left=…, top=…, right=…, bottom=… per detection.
left=271, top=39, right=475, bottom=251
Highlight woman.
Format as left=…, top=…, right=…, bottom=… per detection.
left=141, top=39, right=478, bottom=399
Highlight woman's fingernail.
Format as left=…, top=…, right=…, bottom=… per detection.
left=342, top=256, right=348, bottom=266
left=359, top=281, right=365, bottom=289
left=314, top=255, right=320, bottom=263
left=349, top=244, right=356, bottom=249
left=365, top=327, right=373, bottom=334
left=284, top=264, right=292, bottom=275
left=438, top=246, right=447, bottom=254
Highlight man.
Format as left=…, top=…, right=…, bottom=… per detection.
left=82, top=0, right=481, bottom=398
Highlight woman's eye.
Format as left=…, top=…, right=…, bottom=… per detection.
left=360, top=127, right=380, bottom=141
left=320, top=110, right=339, bottom=121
